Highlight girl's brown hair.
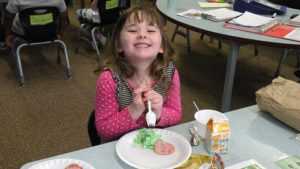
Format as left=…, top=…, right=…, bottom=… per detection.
left=95, top=6, right=176, bottom=89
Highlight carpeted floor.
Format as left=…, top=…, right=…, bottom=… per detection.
left=0, top=1, right=299, bottom=169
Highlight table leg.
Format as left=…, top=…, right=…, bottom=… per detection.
left=221, top=42, right=240, bottom=112
left=274, top=48, right=288, bottom=78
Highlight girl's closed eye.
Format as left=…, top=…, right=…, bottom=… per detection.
left=128, top=29, right=137, bottom=33
left=147, top=29, right=156, bottom=33
left=147, top=25, right=158, bottom=33
left=126, top=25, right=138, bottom=33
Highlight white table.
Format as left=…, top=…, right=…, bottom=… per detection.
left=156, top=0, right=300, bottom=112
left=20, top=105, right=299, bottom=169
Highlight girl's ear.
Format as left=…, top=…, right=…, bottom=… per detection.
left=159, top=44, right=163, bottom=53
left=115, top=40, right=123, bottom=52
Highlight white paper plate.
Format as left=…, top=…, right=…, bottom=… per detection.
left=116, top=129, right=192, bottom=169
left=28, top=158, right=95, bottom=169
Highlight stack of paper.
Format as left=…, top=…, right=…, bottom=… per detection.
left=286, top=15, right=300, bottom=27
left=176, top=9, right=202, bottom=19
left=200, top=8, right=242, bottom=22
left=224, top=11, right=280, bottom=33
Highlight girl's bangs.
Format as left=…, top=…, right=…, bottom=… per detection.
left=131, top=9, right=158, bottom=25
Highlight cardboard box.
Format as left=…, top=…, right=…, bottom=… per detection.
left=205, top=115, right=230, bottom=154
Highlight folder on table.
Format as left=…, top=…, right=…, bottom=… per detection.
left=264, top=25, right=300, bottom=42
left=200, top=8, right=242, bottom=22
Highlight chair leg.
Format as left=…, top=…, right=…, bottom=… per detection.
left=66, top=11, right=70, bottom=25
left=186, top=29, right=191, bottom=55
left=209, top=37, right=214, bottom=43
left=200, top=33, right=205, bottom=40
left=201, top=34, right=222, bottom=50
left=254, top=45, right=258, bottom=56
left=57, top=45, right=62, bottom=64
left=171, top=25, right=191, bottom=54
left=74, top=24, right=85, bottom=54
left=171, top=25, right=179, bottom=42
left=295, top=70, right=300, bottom=79
left=297, top=52, right=300, bottom=68
left=274, top=48, right=288, bottom=78
left=91, top=27, right=101, bottom=62
left=15, top=44, right=27, bottom=86
left=218, top=41, right=222, bottom=49
left=56, top=40, right=72, bottom=78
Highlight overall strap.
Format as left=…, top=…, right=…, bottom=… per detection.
left=109, top=62, right=176, bottom=111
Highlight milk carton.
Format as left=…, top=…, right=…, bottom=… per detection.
left=205, top=114, right=230, bottom=154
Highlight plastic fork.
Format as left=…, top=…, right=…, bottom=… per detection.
left=146, top=100, right=156, bottom=127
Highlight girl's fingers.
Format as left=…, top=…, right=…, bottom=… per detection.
left=143, top=92, right=163, bottom=106
left=144, top=90, right=159, bottom=99
left=133, top=85, right=149, bottom=96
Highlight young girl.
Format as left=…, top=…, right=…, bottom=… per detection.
left=94, top=6, right=182, bottom=142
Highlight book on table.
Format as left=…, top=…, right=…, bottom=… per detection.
left=224, top=11, right=280, bottom=33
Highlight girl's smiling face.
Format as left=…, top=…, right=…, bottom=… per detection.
left=117, top=12, right=164, bottom=64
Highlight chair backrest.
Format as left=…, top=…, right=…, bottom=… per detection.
left=120, top=0, right=131, bottom=11
left=98, top=0, right=121, bottom=25
left=19, top=6, right=59, bottom=42
left=88, top=110, right=102, bottom=146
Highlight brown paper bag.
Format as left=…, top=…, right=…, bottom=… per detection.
left=255, top=77, right=300, bottom=132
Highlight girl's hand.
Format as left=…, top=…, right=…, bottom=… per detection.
left=143, top=90, right=163, bottom=120
left=128, top=83, right=150, bottom=121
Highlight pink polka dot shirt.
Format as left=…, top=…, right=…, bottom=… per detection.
left=94, top=70, right=182, bottom=142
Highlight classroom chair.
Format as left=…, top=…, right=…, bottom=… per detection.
left=74, top=0, right=130, bottom=62
left=88, top=110, right=102, bottom=146
left=11, top=6, right=72, bottom=86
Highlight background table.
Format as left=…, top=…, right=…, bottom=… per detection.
left=156, top=0, right=300, bottom=112
left=20, top=105, right=299, bottom=169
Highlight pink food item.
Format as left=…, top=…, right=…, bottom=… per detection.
left=65, top=163, right=83, bottom=169
left=154, top=139, right=175, bottom=155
